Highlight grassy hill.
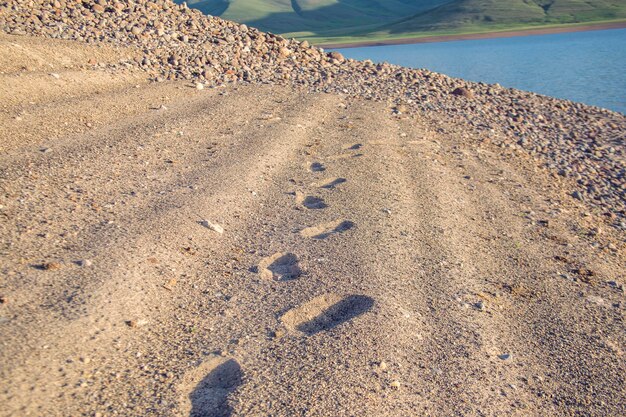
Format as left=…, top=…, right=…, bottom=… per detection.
left=180, top=0, right=626, bottom=44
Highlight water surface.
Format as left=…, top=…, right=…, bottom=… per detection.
left=337, top=28, right=626, bottom=113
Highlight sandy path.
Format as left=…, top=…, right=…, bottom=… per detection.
left=1, top=35, right=624, bottom=417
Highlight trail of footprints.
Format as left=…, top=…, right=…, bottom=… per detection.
left=276, top=143, right=371, bottom=333
left=185, top=143, right=371, bottom=416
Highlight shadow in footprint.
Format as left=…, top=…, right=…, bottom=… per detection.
left=189, top=358, right=242, bottom=417
left=313, top=220, right=354, bottom=239
left=310, top=162, right=326, bottom=172
left=268, top=253, right=301, bottom=281
left=303, top=196, right=327, bottom=209
left=319, top=178, right=347, bottom=189
left=260, top=252, right=301, bottom=281
left=297, top=295, right=374, bottom=335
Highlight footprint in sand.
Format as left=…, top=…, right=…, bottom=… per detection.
left=258, top=252, right=301, bottom=281
left=313, top=177, right=347, bottom=189
left=180, top=355, right=242, bottom=417
left=300, top=220, right=354, bottom=240
left=309, top=162, right=326, bottom=172
left=281, top=293, right=374, bottom=335
left=295, top=191, right=327, bottom=209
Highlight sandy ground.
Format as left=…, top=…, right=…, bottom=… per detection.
left=0, top=34, right=625, bottom=417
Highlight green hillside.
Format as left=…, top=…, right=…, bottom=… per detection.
left=179, top=0, right=626, bottom=44
left=388, top=0, right=626, bottom=32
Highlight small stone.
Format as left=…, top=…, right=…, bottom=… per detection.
left=126, top=319, right=148, bottom=328
left=390, top=380, right=401, bottom=389
left=451, top=87, right=474, bottom=98
left=475, top=300, right=486, bottom=311
left=49, top=73, right=60, bottom=79
left=162, top=278, right=177, bottom=290
left=79, top=259, right=93, bottom=267
left=200, top=219, right=224, bottom=234
left=329, top=51, right=345, bottom=62
left=195, top=82, right=204, bottom=90
left=379, top=361, right=388, bottom=371
left=572, top=191, right=584, bottom=201
left=499, top=353, right=512, bottom=361
left=607, top=281, right=623, bottom=291
left=43, top=262, right=62, bottom=271
left=0, top=295, right=7, bottom=304
left=395, top=104, right=407, bottom=113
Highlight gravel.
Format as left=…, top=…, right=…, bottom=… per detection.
left=0, top=0, right=624, bottom=222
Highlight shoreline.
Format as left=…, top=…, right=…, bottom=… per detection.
left=319, top=21, right=626, bottom=49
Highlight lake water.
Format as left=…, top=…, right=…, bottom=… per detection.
left=336, top=28, right=626, bottom=114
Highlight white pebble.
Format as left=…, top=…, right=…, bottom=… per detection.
left=200, top=220, right=224, bottom=234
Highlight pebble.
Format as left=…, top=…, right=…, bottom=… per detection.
left=499, top=353, right=513, bottom=361
left=126, top=319, right=148, bottom=328
left=451, top=87, right=474, bottom=98
left=78, top=259, right=93, bottom=267
left=200, top=219, right=224, bottom=234
left=43, top=262, right=62, bottom=271
left=395, top=104, right=408, bottom=113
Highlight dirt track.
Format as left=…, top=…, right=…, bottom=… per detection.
left=1, top=34, right=625, bottom=416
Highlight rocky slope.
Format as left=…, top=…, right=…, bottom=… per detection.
left=0, top=1, right=625, bottom=416
left=2, top=0, right=625, bottom=222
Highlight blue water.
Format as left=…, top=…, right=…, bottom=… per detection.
left=336, top=28, right=626, bottom=113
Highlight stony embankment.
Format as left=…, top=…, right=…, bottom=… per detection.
left=1, top=0, right=625, bottom=223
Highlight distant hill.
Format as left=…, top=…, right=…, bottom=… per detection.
left=180, top=0, right=626, bottom=44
